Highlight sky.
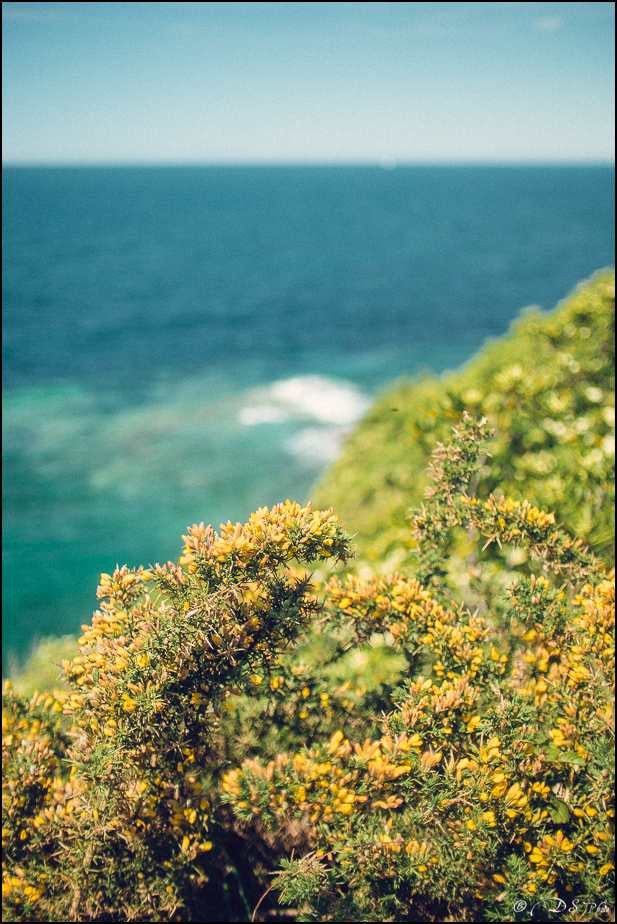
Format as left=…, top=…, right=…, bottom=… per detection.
left=2, top=1, right=615, bottom=165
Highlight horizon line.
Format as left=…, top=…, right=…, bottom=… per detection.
left=2, top=158, right=615, bottom=169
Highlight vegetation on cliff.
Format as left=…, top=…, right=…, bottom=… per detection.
left=3, top=272, right=614, bottom=922
left=313, top=269, right=615, bottom=571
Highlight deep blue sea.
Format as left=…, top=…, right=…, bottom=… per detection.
left=3, top=165, right=615, bottom=673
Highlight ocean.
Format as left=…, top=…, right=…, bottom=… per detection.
left=2, top=164, right=615, bottom=673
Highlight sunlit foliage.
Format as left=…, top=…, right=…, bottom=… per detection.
left=313, top=270, right=615, bottom=568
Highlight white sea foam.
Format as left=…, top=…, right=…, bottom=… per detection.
left=239, top=375, right=370, bottom=427
left=284, top=426, right=350, bottom=467
left=238, top=405, right=287, bottom=426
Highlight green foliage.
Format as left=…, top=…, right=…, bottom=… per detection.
left=3, top=273, right=614, bottom=922
left=4, top=636, right=76, bottom=700
left=313, top=270, right=615, bottom=568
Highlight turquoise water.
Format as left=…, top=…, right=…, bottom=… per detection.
left=3, top=165, right=615, bottom=672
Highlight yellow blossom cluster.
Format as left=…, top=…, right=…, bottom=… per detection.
left=222, top=728, right=439, bottom=869
left=1, top=684, right=75, bottom=914
left=323, top=572, right=505, bottom=684
left=177, top=501, right=347, bottom=575
left=512, top=573, right=614, bottom=768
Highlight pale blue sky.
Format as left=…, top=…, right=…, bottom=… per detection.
left=2, top=1, right=615, bottom=164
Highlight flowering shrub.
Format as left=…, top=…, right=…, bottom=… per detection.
left=2, top=504, right=353, bottom=921
left=221, top=416, right=614, bottom=922
left=3, top=417, right=614, bottom=921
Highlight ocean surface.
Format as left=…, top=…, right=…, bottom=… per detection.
left=3, top=164, right=615, bottom=674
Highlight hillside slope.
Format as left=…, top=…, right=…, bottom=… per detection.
left=313, top=270, right=615, bottom=569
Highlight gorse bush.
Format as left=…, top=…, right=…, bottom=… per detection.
left=221, top=415, right=614, bottom=922
left=2, top=504, right=353, bottom=921
left=3, top=414, right=614, bottom=922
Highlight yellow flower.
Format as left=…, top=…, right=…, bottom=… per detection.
left=121, top=694, right=138, bottom=713
left=328, top=730, right=344, bottom=750
left=491, top=773, right=508, bottom=799
left=530, top=847, right=548, bottom=866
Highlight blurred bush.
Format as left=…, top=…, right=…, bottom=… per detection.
left=313, top=269, right=615, bottom=570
